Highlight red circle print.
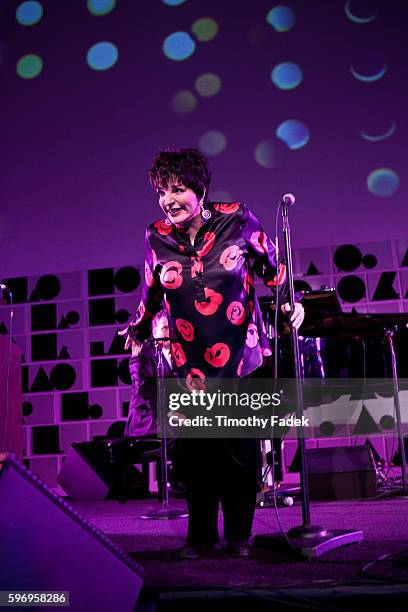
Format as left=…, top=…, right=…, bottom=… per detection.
left=204, top=343, right=231, bottom=368
left=195, top=287, right=223, bottom=316
left=250, top=231, right=268, bottom=255
left=196, top=232, right=216, bottom=258
left=160, top=261, right=183, bottom=290
left=145, top=260, right=154, bottom=287
left=176, top=319, right=194, bottom=341
left=246, top=323, right=259, bottom=348
left=186, top=368, right=206, bottom=391
left=214, top=203, right=240, bottom=214
left=154, top=220, right=173, bottom=236
left=226, top=301, right=245, bottom=326
left=171, top=343, right=187, bottom=367
left=219, top=245, right=243, bottom=271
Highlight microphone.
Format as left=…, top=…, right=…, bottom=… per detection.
left=0, top=282, right=8, bottom=291
left=280, top=193, right=295, bottom=207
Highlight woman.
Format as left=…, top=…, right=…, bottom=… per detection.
left=121, top=148, right=304, bottom=558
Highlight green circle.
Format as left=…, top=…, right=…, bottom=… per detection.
left=192, top=17, right=219, bottom=42
left=16, top=54, right=43, bottom=79
left=87, top=0, right=116, bottom=16
left=195, top=73, right=222, bottom=97
left=171, top=90, right=197, bottom=113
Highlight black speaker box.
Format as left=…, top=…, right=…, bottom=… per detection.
left=306, top=445, right=377, bottom=501
left=57, top=441, right=146, bottom=500
left=0, top=455, right=143, bottom=610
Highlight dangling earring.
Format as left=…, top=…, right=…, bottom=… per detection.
left=200, top=202, right=211, bottom=221
left=164, top=218, right=172, bottom=226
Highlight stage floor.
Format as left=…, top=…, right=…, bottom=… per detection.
left=69, top=492, right=408, bottom=610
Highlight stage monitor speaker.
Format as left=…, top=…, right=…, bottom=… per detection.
left=307, top=445, right=377, bottom=501
left=57, top=441, right=145, bottom=500
left=0, top=455, right=143, bottom=610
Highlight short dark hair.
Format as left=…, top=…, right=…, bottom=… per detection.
left=148, top=147, right=211, bottom=201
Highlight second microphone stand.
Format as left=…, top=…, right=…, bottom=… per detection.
left=141, top=337, right=188, bottom=520
left=255, top=199, right=363, bottom=558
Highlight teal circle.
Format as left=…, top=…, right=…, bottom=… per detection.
left=162, top=0, right=187, bottom=5
left=16, top=54, right=43, bottom=79
left=271, top=62, right=302, bottom=90
left=266, top=6, right=295, bottom=32
left=171, top=90, right=197, bottom=113
left=87, top=42, right=118, bottom=70
left=199, top=130, right=227, bottom=156
left=87, top=0, right=116, bottom=16
left=367, top=168, right=399, bottom=197
left=276, top=119, right=309, bottom=150
left=163, top=31, right=196, bottom=61
left=16, top=1, right=43, bottom=26
left=255, top=140, right=278, bottom=168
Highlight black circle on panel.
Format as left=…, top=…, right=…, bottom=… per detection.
left=22, top=401, right=33, bottom=417
left=115, top=309, right=131, bottom=324
left=50, top=363, right=76, bottom=390
left=294, top=280, right=312, bottom=292
left=118, top=358, right=131, bottom=385
left=88, top=404, right=103, bottom=419
left=362, top=254, right=377, bottom=269
left=114, top=267, right=141, bottom=293
left=333, top=245, right=362, bottom=272
left=66, top=310, right=80, bottom=326
left=379, top=415, right=395, bottom=431
left=107, top=421, right=126, bottom=438
left=319, top=421, right=335, bottom=436
left=337, top=275, right=366, bottom=303
left=36, top=275, right=61, bottom=300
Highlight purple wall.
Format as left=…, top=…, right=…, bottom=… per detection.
left=1, top=0, right=407, bottom=278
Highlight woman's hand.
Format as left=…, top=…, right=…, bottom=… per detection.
left=281, top=302, right=305, bottom=330
left=118, top=325, right=142, bottom=355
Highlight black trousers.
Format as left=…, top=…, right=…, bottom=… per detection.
left=180, top=438, right=259, bottom=546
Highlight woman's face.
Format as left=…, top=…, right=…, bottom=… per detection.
left=157, top=180, right=201, bottom=225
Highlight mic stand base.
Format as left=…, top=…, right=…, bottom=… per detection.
left=141, top=507, right=188, bottom=520
left=255, top=527, right=363, bottom=559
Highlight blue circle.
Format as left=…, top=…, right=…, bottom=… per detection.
left=266, top=6, right=295, bottom=32
left=162, top=0, right=187, bottom=4
left=271, top=62, right=302, bottom=90
left=199, top=130, right=227, bottom=156
left=87, top=0, right=116, bottom=16
left=367, top=168, right=399, bottom=197
left=163, top=31, right=196, bottom=61
left=87, top=42, right=118, bottom=71
left=16, top=1, right=43, bottom=26
left=276, top=119, right=309, bottom=150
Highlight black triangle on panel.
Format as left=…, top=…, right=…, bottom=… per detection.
left=29, top=288, right=40, bottom=302
left=58, top=316, right=70, bottom=329
left=30, top=366, right=53, bottom=392
left=58, top=346, right=71, bottom=359
left=352, top=404, right=380, bottom=436
left=372, top=272, right=399, bottom=301
left=108, top=332, right=128, bottom=355
left=401, top=247, right=408, bottom=267
left=306, top=261, right=321, bottom=276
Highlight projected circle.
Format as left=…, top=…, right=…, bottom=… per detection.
left=163, top=32, right=196, bottom=61
left=16, top=54, right=43, bottom=79
left=162, top=0, right=187, bottom=5
left=195, top=73, right=221, bottom=97
left=266, top=6, right=295, bottom=32
left=87, top=42, right=118, bottom=70
left=211, top=190, right=233, bottom=202
left=276, top=120, right=309, bottom=149
left=87, top=0, right=116, bottom=16
left=171, top=90, right=197, bottom=113
left=271, top=62, right=302, bottom=90
left=367, top=168, right=399, bottom=197
left=191, top=17, right=219, bottom=42
left=255, top=140, right=278, bottom=168
left=16, top=1, right=43, bottom=25
left=199, top=130, right=226, bottom=156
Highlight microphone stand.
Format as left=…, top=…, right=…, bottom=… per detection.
left=255, top=199, right=363, bottom=558
left=141, top=337, right=188, bottom=520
